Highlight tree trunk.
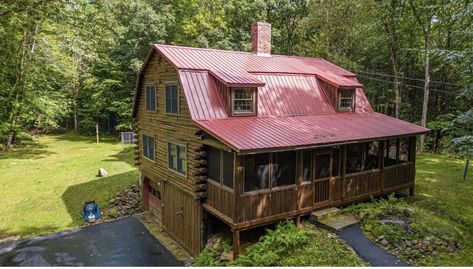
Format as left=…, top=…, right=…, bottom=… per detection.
left=73, top=94, right=78, bottom=133
left=419, top=28, right=431, bottom=153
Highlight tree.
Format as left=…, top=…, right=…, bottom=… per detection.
left=409, top=0, right=440, bottom=152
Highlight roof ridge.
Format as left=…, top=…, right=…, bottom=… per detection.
left=155, top=44, right=332, bottom=62
left=155, top=44, right=252, bottom=55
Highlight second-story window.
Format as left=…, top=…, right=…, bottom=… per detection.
left=168, top=142, right=187, bottom=175
left=339, top=89, right=354, bottom=112
left=165, top=84, right=179, bottom=114
left=142, top=134, right=155, bottom=161
left=232, top=88, right=254, bottom=115
left=145, top=86, right=156, bottom=112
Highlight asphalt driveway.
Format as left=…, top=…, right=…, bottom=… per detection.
left=0, top=216, right=182, bottom=266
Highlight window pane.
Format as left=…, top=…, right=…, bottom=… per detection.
left=165, top=86, right=171, bottom=113
left=146, top=86, right=156, bottom=111
left=332, top=147, right=340, bottom=177
left=143, top=135, right=148, bottom=159
left=302, top=150, right=312, bottom=181
left=272, top=151, right=296, bottom=187
left=315, top=153, right=330, bottom=179
left=339, top=89, right=354, bottom=112
left=207, top=147, right=221, bottom=183
left=177, top=144, right=187, bottom=174
left=346, top=144, right=363, bottom=174
left=172, top=85, right=178, bottom=114
left=150, top=137, right=155, bottom=161
left=244, top=154, right=270, bottom=192
left=399, top=138, right=410, bottom=163
left=143, top=135, right=155, bottom=161
left=222, top=151, right=234, bottom=189
left=168, top=143, right=176, bottom=169
left=165, top=85, right=178, bottom=114
left=233, top=88, right=253, bottom=114
left=384, top=140, right=397, bottom=167
left=365, top=141, right=379, bottom=170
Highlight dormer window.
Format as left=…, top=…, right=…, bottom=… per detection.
left=339, top=88, right=355, bottom=112
left=232, top=88, right=255, bottom=115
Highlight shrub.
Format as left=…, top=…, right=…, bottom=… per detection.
left=231, top=220, right=309, bottom=266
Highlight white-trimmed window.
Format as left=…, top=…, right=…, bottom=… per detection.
left=142, top=135, right=155, bottom=161
left=145, top=86, right=156, bottom=112
left=232, top=88, right=255, bottom=115
left=339, top=89, right=354, bottom=112
left=165, top=84, right=179, bottom=114
left=168, top=142, right=187, bottom=175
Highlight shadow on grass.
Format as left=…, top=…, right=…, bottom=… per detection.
left=61, top=170, right=138, bottom=227
left=104, top=146, right=135, bottom=166
left=53, top=133, right=121, bottom=145
left=0, top=140, right=55, bottom=160
left=0, top=225, right=61, bottom=240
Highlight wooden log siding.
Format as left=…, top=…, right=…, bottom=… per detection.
left=135, top=52, right=229, bottom=255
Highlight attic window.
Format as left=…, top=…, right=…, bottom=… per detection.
left=339, top=89, right=355, bottom=112
left=232, top=88, right=255, bottom=115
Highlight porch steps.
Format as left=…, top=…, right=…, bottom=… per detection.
left=310, top=207, right=359, bottom=232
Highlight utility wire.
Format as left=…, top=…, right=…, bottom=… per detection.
left=350, top=68, right=462, bottom=86
left=356, top=74, right=457, bottom=95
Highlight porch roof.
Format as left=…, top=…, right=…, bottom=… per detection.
left=195, top=112, right=430, bottom=153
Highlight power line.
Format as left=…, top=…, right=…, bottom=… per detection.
left=356, top=74, right=457, bottom=95
left=350, top=68, right=462, bottom=87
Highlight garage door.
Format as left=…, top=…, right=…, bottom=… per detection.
left=161, top=182, right=201, bottom=256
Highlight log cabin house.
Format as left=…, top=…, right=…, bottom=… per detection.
left=132, top=22, right=429, bottom=257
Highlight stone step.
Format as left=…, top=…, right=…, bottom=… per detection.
left=311, top=213, right=359, bottom=232
left=310, top=207, right=341, bottom=220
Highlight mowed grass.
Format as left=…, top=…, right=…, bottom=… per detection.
left=0, top=134, right=138, bottom=239
left=408, top=154, right=473, bottom=265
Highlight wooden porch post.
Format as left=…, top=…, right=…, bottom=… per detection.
left=233, top=229, right=240, bottom=259
left=409, top=136, right=417, bottom=196
left=380, top=141, right=385, bottom=191
left=233, top=154, right=243, bottom=224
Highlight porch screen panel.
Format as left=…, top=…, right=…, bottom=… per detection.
left=272, top=151, right=296, bottom=187
left=385, top=140, right=398, bottom=166
left=332, top=147, right=341, bottom=177
left=365, top=141, right=380, bottom=170
left=222, top=151, right=234, bottom=189
left=244, top=153, right=270, bottom=192
left=302, top=150, right=312, bottom=182
left=399, top=137, right=410, bottom=163
left=207, top=147, right=221, bottom=183
left=346, top=144, right=363, bottom=174
left=315, top=153, right=330, bottom=179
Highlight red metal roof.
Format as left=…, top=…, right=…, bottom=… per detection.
left=210, top=69, right=265, bottom=87
left=195, top=113, right=430, bottom=152
left=133, top=44, right=428, bottom=152
left=178, top=70, right=228, bottom=120
left=157, top=44, right=362, bottom=88
left=255, top=74, right=335, bottom=116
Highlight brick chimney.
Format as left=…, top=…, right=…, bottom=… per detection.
left=251, top=22, right=271, bottom=56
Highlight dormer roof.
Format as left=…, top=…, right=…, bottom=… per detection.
left=133, top=44, right=429, bottom=153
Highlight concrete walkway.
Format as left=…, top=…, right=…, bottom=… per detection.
left=0, top=216, right=182, bottom=266
left=337, top=224, right=410, bottom=267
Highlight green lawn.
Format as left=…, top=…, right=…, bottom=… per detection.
left=0, top=134, right=138, bottom=239
left=410, top=154, right=473, bottom=265
left=346, top=154, right=473, bottom=266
